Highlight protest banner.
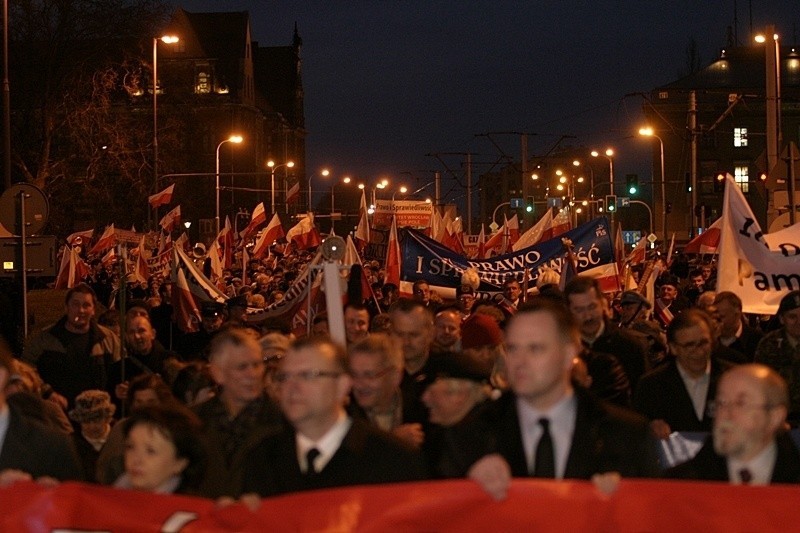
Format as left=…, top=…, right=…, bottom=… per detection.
left=400, top=216, right=619, bottom=299
left=372, top=199, right=433, bottom=229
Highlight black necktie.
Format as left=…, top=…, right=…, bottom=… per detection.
left=739, top=468, right=752, bottom=484
left=533, top=418, right=556, bottom=478
left=306, top=448, right=321, bottom=476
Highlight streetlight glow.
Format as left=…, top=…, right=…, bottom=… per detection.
left=228, top=135, right=243, bottom=144
left=400, top=186, right=408, bottom=194
left=161, top=35, right=179, bottom=44
left=343, top=176, right=351, bottom=184
left=358, top=183, right=365, bottom=189
left=605, top=148, right=614, bottom=157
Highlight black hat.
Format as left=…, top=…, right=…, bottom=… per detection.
left=778, top=290, right=800, bottom=316
left=201, top=301, right=226, bottom=318
left=620, top=290, right=651, bottom=309
left=227, top=295, right=249, bottom=309
left=457, top=284, right=475, bottom=297
left=424, top=351, right=492, bottom=387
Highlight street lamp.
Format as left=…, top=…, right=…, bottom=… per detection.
left=639, top=126, right=667, bottom=241
left=266, top=159, right=295, bottom=214
left=590, top=148, right=615, bottom=194
left=216, top=135, right=243, bottom=235
left=392, top=185, right=408, bottom=201
left=308, top=168, right=330, bottom=212
left=152, top=34, right=179, bottom=229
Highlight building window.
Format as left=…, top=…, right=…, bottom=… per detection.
left=195, top=71, right=210, bottom=94
left=734, top=127, right=748, bottom=147
left=734, top=165, right=749, bottom=192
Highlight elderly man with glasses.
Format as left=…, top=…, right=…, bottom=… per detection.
left=668, top=364, right=800, bottom=484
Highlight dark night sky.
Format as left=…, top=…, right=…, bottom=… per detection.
left=175, top=1, right=797, bottom=208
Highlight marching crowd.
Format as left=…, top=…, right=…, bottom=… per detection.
left=2, top=248, right=800, bottom=509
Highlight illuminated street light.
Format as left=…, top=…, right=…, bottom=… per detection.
left=308, top=168, right=330, bottom=211
left=216, top=134, right=244, bottom=234
left=151, top=34, right=180, bottom=228
left=266, top=159, right=295, bottom=214
left=639, top=126, right=667, bottom=240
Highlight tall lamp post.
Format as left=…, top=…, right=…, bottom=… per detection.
left=591, top=148, right=615, bottom=223
left=639, top=127, right=667, bottom=241
left=152, top=35, right=179, bottom=228
left=216, top=135, right=243, bottom=235
left=266, top=159, right=294, bottom=214
left=308, top=168, right=329, bottom=213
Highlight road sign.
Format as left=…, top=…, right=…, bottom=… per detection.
left=647, top=233, right=658, bottom=244
left=509, top=198, right=524, bottom=209
left=619, top=196, right=630, bottom=207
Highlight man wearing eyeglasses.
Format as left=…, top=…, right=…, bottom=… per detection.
left=241, top=336, right=426, bottom=497
left=633, top=309, right=733, bottom=440
left=668, top=364, right=800, bottom=484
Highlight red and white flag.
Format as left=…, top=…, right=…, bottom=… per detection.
left=54, top=246, right=90, bottom=289
left=484, top=214, right=519, bottom=256
left=286, top=181, right=301, bottom=205
left=474, top=224, right=486, bottom=260
left=239, top=202, right=267, bottom=239
left=149, top=184, right=175, bottom=208
left=286, top=213, right=321, bottom=250
left=548, top=208, right=571, bottom=239
left=172, top=263, right=200, bottom=333
left=218, top=216, right=234, bottom=269
left=101, top=247, right=117, bottom=268
left=66, top=229, right=94, bottom=247
left=88, top=224, right=116, bottom=255
left=133, top=236, right=150, bottom=284
left=159, top=205, right=181, bottom=232
left=175, top=232, right=189, bottom=252
left=513, top=209, right=553, bottom=251
left=665, top=232, right=676, bottom=266
left=625, top=237, right=648, bottom=265
left=684, top=218, right=721, bottom=254
left=207, top=239, right=224, bottom=282
left=442, top=216, right=466, bottom=255
left=252, top=214, right=285, bottom=258
left=355, top=190, right=370, bottom=250
left=430, top=210, right=445, bottom=242
left=384, top=215, right=401, bottom=287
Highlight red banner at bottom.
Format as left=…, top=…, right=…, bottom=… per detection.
left=0, top=478, right=798, bottom=532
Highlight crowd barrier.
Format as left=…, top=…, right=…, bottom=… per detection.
left=1, top=478, right=798, bottom=532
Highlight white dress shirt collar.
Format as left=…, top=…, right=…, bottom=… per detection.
left=296, top=411, right=353, bottom=474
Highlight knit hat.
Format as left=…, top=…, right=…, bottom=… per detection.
left=69, top=390, right=116, bottom=423
left=461, top=313, right=503, bottom=350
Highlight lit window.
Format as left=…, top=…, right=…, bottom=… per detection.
left=195, top=71, right=210, bottom=94
left=734, top=165, right=749, bottom=192
left=734, top=127, right=748, bottom=147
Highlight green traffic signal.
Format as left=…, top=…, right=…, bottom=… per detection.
left=526, top=205, right=533, bottom=213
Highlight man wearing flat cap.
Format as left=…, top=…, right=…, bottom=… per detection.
left=69, top=390, right=116, bottom=482
left=422, top=351, right=493, bottom=478
left=755, top=290, right=800, bottom=425
left=618, top=290, right=668, bottom=369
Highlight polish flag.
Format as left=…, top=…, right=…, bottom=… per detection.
left=175, top=232, right=190, bottom=252
left=88, top=224, right=116, bottom=255
left=684, top=218, right=721, bottom=254
left=484, top=215, right=519, bottom=256
left=286, top=181, right=301, bottom=204
left=430, top=210, right=445, bottom=242
left=148, top=184, right=175, bottom=208
left=474, top=224, right=486, bottom=260
left=355, top=190, right=370, bottom=250
left=101, top=247, right=117, bottom=268
left=66, top=229, right=94, bottom=247
left=547, top=209, right=571, bottom=240
left=252, top=214, right=285, bottom=258
left=239, top=202, right=267, bottom=239
left=159, top=205, right=181, bottom=232
left=513, top=209, right=553, bottom=251
left=286, top=213, right=321, bottom=250
left=207, top=239, right=224, bottom=281
left=625, top=237, right=648, bottom=265
left=55, top=246, right=90, bottom=289
left=384, top=216, right=401, bottom=287
left=443, top=216, right=466, bottom=255
left=218, top=216, right=234, bottom=269
left=172, top=261, right=200, bottom=333
left=133, top=236, right=150, bottom=284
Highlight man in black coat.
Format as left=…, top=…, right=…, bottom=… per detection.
left=0, top=341, right=83, bottom=482
left=241, top=336, right=425, bottom=497
left=668, top=364, right=800, bottom=484
left=465, top=299, right=659, bottom=500
left=634, top=309, right=733, bottom=439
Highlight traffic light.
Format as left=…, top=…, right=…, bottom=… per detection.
left=596, top=198, right=605, bottom=212
left=626, top=174, right=639, bottom=195
left=526, top=196, right=534, bottom=213
left=665, top=201, right=672, bottom=214
left=605, top=194, right=617, bottom=212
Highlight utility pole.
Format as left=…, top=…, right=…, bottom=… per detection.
left=689, top=90, right=698, bottom=238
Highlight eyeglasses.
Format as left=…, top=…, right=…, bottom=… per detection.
left=273, top=369, right=343, bottom=384
left=671, top=338, right=711, bottom=350
left=349, top=366, right=394, bottom=382
left=263, top=353, right=285, bottom=364
left=707, top=399, right=776, bottom=416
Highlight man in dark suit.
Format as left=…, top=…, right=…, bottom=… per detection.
left=0, top=340, right=83, bottom=483
left=564, top=276, right=649, bottom=388
left=241, top=336, right=426, bottom=497
left=634, top=309, right=733, bottom=439
left=668, top=364, right=800, bottom=484
left=466, top=299, right=659, bottom=500
left=714, top=292, right=761, bottom=362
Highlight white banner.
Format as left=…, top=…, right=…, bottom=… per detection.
left=717, top=175, right=800, bottom=314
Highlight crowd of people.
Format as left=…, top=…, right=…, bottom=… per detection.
left=2, top=247, right=800, bottom=511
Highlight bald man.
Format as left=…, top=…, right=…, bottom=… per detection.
left=668, top=364, right=800, bottom=485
